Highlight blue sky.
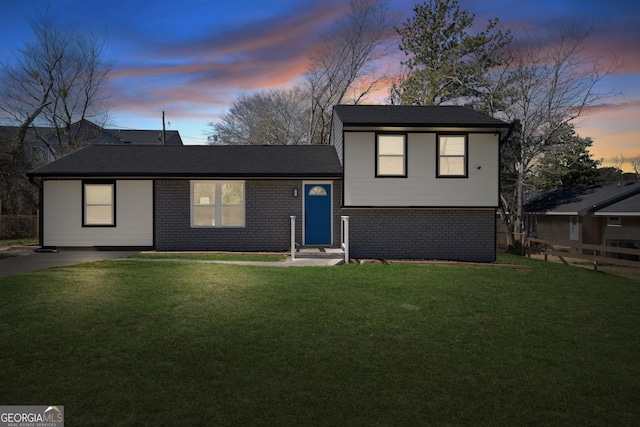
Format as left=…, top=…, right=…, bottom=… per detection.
left=1, top=0, right=639, bottom=168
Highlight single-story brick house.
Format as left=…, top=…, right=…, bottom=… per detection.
left=27, top=105, right=510, bottom=262
left=524, top=180, right=640, bottom=252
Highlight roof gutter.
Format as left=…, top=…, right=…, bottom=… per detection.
left=499, top=120, right=516, bottom=145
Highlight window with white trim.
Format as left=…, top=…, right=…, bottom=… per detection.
left=607, top=216, right=621, bottom=227
left=83, top=182, right=115, bottom=226
left=438, top=135, right=467, bottom=177
left=191, top=181, right=245, bottom=227
left=376, top=134, right=406, bottom=177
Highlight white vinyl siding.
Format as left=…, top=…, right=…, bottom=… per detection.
left=43, top=180, right=153, bottom=247
left=343, top=132, right=499, bottom=206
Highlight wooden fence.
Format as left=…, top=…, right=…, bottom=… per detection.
left=526, top=237, right=640, bottom=271
left=0, top=215, right=38, bottom=239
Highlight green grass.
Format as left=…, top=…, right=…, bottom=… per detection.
left=0, top=237, right=38, bottom=247
left=1, top=253, right=638, bottom=426
left=128, top=252, right=287, bottom=262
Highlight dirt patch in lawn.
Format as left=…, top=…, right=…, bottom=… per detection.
left=528, top=253, right=640, bottom=281
left=0, top=245, right=37, bottom=258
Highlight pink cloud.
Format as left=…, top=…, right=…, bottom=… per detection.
left=582, top=100, right=640, bottom=115
left=106, top=1, right=347, bottom=120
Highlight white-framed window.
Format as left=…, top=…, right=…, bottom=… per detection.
left=569, top=216, right=579, bottom=241
left=438, top=135, right=467, bottom=177
left=607, top=216, right=621, bottom=227
left=376, top=134, right=406, bottom=177
left=83, top=182, right=115, bottom=226
left=191, top=181, right=245, bottom=228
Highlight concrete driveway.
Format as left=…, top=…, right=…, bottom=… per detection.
left=0, top=249, right=140, bottom=278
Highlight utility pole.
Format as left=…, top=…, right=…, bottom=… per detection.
left=162, top=111, right=166, bottom=145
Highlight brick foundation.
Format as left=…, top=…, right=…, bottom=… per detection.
left=342, top=209, right=496, bottom=262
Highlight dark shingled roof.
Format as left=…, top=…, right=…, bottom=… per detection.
left=102, top=129, right=183, bottom=146
left=27, top=144, right=343, bottom=178
left=1, top=121, right=184, bottom=146
left=596, top=192, right=640, bottom=214
left=333, top=105, right=510, bottom=127
left=524, top=181, right=640, bottom=215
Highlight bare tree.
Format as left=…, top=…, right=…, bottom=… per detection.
left=0, top=10, right=112, bottom=158
left=305, top=0, right=395, bottom=144
left=498, top=21, right=619, bottom=250
left=630, top=156, right=640, bottom=179
left=208, top=87, right=308, bottom=145
left=0, top=130, right=38, bottom=215
left=610, top=155, right=627, bottom=181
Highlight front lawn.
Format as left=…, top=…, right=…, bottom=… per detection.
left=0, top=254, right=638, bottom=425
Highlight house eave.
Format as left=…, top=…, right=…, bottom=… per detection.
left=342, top=205, right=498, bottom=210
left=342, top=125, right=509, bottom=132
left=526, top=211, right=579, bottom=216
left=30, top=173, right=343, bottom=180
left=593, top=212, right=640, bottom=217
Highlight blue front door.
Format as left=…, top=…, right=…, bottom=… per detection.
left=304, top=184, right=332, bottom=245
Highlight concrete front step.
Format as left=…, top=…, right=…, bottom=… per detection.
left=295, top=247, right=345, bottom=259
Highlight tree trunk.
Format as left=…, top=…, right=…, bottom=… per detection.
left=513, top=155, right=526, bottom=255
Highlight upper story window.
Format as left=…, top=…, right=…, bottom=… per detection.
left=191, top=181, right=245, bottom=228
left=437, top=135, right=467, bottom=177
left=83, top=181, right=115, bottom=227
left=376, top=134, right=406, bottom=177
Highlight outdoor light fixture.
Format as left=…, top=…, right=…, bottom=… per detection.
left=293, top=188, right=298, bottom=197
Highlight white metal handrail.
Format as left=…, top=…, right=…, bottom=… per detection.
left=290, top=216, right=296, bottom=260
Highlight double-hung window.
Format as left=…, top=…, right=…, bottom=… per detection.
left=376, top=134, right=406, bottom=177
left=438, top=135, right=467, bottom=177
left=83, top=181, right=115, bottom=226
left=191, top=181, right=245, bottom=227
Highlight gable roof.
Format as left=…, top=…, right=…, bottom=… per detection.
left=102, top=129, right=183, bottom=146
left=595, top=192, right=640, bottom=215
left=333, top=105, right=510, bottom=128
left=524, top=181, right=640, bottom=215
left=27, top=144, right=343, bottom=178
left=1, top=120, right=183, bottom=146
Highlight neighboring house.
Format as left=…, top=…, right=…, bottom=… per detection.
left=1, top=119, right=182, bottom=162
left=524, top=181, right=640, bottom=252
left=27, top=105, right=510, bottom=261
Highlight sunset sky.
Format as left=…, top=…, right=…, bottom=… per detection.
left=1, top=0, right=639, bottom=170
